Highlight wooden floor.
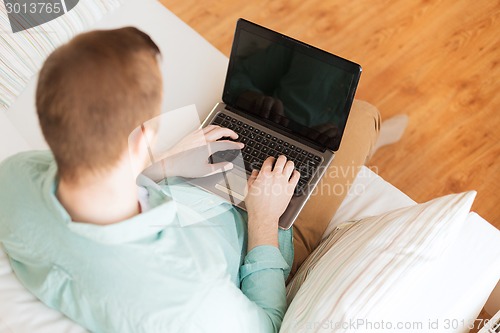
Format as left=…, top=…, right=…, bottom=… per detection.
left=160, top=0, right=500, bottom=228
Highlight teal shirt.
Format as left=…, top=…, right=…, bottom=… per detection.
left=0, top=151, right=294, bottom=333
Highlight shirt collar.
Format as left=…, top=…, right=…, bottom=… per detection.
left=44, top=161, right=177, bottom=245
left=66, top=201, right=176, bottom=244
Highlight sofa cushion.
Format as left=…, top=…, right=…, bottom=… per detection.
left=281, top=191, right=476, bottom=332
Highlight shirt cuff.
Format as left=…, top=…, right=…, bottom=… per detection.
left=239, top=245, right=289, bottom=281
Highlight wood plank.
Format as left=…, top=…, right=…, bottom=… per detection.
left=160, top=0, right=500, bottom=228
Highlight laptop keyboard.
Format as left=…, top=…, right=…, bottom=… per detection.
left=210, top=112, right=322, bottom=195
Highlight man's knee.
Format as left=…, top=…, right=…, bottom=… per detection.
left=341, top=99, right=381, bottom=162
left=351, top=99, right=381, bottom=135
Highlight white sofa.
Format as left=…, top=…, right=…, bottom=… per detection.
left=1, top=1, right=499, bottom=332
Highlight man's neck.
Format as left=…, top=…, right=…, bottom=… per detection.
left=57, top=163, right=140, bottom=225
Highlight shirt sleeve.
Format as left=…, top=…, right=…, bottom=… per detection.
left=186, top=247, right=289, bottom=333
left=239, top=245, right=290, bottom=331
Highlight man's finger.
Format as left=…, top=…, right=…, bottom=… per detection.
left=261, top=156, right=275, bottom=173
left=204, top=126, right=238, bottom=141
left=247, top=169, right=258, bottom=188
left=283, top=160, right=295, bottom=178
left=289, top=169, right=300, bottom=184
left=273, top=155, right=287, bottom=173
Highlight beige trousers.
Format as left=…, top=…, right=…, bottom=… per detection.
left=289, top=100, right=381, bottom=280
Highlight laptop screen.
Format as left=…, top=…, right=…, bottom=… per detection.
left=223, top=19, right=362, bottom=151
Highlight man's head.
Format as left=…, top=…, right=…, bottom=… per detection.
left=36, top=27, right=162, bottom=182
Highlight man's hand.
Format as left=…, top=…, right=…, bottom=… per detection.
left=143, top=125, right=244, bottom=180
left=245, top=155, right=300, bottom=251
left=164, top=125, right=239, bottom=158
left=163, top=125, right=244, bottom=178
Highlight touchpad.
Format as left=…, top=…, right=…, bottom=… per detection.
left=214, top=171, right=248, bottom=206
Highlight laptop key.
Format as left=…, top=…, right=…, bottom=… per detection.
left=294, top=153, right=304, bottom=162
left=308, top=160, right=320, bottom=167
left=210, top=114, right=320, bottom=184
left=250, top=157, right=261, bottom=169
left=298, top=166, right=310, bottom=177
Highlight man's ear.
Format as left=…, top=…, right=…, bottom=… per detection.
left=128, top=125, right=157, bottom=174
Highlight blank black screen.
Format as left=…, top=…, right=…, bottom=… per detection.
left=224, top=26, right=359, bottom=151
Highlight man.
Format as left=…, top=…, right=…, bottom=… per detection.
left=0, top=27, right=379, bottom=332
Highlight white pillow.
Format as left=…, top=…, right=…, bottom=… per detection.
left=0, top=0, right=123, bottom=112
left=281, top=191, right=476, bottom=333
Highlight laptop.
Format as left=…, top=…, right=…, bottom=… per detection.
left=189, top=18, right=361, bottom=230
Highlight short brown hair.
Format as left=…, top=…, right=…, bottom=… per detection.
left=36, top=27, right=162, bottom=182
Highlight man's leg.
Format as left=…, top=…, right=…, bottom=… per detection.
left=289, top=100, right=381, bottom=279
